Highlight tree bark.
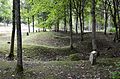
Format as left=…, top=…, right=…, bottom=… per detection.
left=15, top=0, right=23, bottom=73
left=116, top=0, right=120, bottom=40
left=70, top=0, right=73, bottom=49
left=91, top=0, right=97, bottom=50
left=79, top=0, right=83, bottom=41
left=28, top=17, right=30, bottom=33
left=113, top=0, right=118, bottom=42
left=64, top=6, right=67, bottom=32
left=75, top=15, right=78, bottom=34
left=56, top=20, right=59, bottom=32
left=7, top=0, right=15, bottom=60
left=104, top=0, right=108, bottom=35
left=32, top=15, right=34, bottom=33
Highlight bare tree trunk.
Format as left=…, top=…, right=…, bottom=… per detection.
left=91, top=0, right=97, bottom=50
left=82, top=11, right=84, bottom=33
left=56, top=20, right=59, bottom=32
left=32, top=15, right=34, bottom=33
left=75, top=15, right=78, bottom=34
left=15, top=0, right=23, bottom=73
left=113, top=0, right=118, bottom=42
left=70, top=0, right=73, bottom=49
left=64, top=6, right=67, bottom=32
left=27, top=8, right=30, bottom=33
left=79, top=0, right=83, bottom=41
left=104, top=0, right=108, bottom=35
left=79, top=13, right=83, bottom=41
left=28, top=17, right=30, bottom=33
left=7, top=0, right=15, bottom=60
left=116, top=0, right=120, bottom=40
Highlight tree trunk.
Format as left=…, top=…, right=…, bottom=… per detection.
left=91, top=0, right=97, bottom=50
left=82, top=11, right=84, bottom=33
left=104, top=0, right=108, bottom=35
left=28, top=17, right=30, bottom=33
left=27, top=9, right=30, bottom=33
left=56, top=20, right=59, bottom=32
left=79, top=13, right=83, bottom=41
left=64, top=6, right=67, bottom=32
left=15, top=0, right=23, bottom=73
left=116, top=0, right=120, bottom=40
left=70, top=0, right=73, bottom=49
left=79, top=0, right=83, bottom=41
left=7, top=0, right=15, bottom=60
left=113, top=0, right=118, bottom=42
left=75, top=14, right=78, bottom=34
left=32, top=15, right=34, bottom=33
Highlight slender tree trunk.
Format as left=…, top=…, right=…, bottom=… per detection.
left=82, top=9, right=84, bottom=33
left=116, top=0, right=120, bottom=40
left=91, top=0, right=97, bottom=50
left=113, top=0, right=118, bottom=42
left=27, top=9, right=30, bottom=33
left=64, top=6, right=67, bottom=32
left=104, top=0, right=108, bottom=35
left=79, top=13, right=83, bottom=41
left=56, top=20, right=59, bottom=32
left=79, top=0, right=83, bottom=41
left=15, top=0, right=23, bottom=72
left=76, top=15, right=78, bottom=34
left=32, top=15, right=34, bottom=33
left=70, top=0, right=73, bottom=49
left=28, top=17, right=30, bottom=33
left=7, top=0, right=15, bottom=60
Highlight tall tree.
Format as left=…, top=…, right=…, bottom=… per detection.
left=15, top=0, right=23, bottom=72
left=64, top=5, right=67, bottom=32
left=104, top=0, right=108, bottom=35
left=108, top=0, right=119, bottom=42
left=70, top=0, right=73, bottom=49
left=91, top=0, right=97, bottom=50
left=32, top=15, right=34, bottom=32
left=7, top=0, right=15, bottom=60
left=27, top=7, right=30, bottom=33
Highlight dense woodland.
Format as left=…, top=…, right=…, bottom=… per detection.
left=0, top=0, right=120, bottom=79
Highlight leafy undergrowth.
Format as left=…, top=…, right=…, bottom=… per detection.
left=0, top=58, right=119, bottom=79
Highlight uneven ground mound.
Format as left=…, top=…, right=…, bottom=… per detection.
left=0, top=32, right=119, bottom=79
left=22, top=32, right=120, bottom=61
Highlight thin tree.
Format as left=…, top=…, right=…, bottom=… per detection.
left=64, top=5, right=67, bottom=32
left=15, top=0, right=23, bottom=72
left=104, top=0, right=108, bottom=35
left=7, top=0, right=15, bottom=60
left=91, top=0, right=97, bottom=50
left=32, top=15, right=34, bottom=32
left=27, top=7, right=30, bottom=33
left=75, top=14, right=78, bottom=34
left=70, top=0, right=73, bottom=49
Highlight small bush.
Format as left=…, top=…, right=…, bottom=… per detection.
left=69, top=53, right=80, bottom=61
left=109, top=28, right=116, bottom=32
left=112, top=72, right=120, bottom=79
left=112, top=62, right=120, bottom=79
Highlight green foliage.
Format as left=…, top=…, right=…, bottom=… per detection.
left=0, top=0, right=11, bottom=22
left=69, top=53, right=80, bottom=61
left=109, top=28, right=116, bottom=32
left=112, top=72, right=120, bottom=79
left=112, top=62, right=120, bottom=79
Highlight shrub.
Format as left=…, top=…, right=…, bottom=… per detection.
left=69, top=53, right=80, bottom=61
left=109, top=28, right=116, bottom=32
left=112, top=62, right=120, bottom=79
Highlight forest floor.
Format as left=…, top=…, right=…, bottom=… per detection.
left=0, top=31, right=120, bottom=79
